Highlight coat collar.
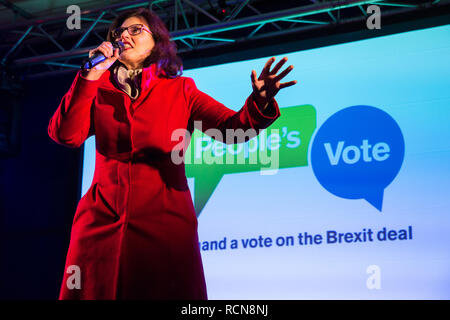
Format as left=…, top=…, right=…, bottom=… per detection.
left=141, top=63, right=159, bottom=90
left=99, top=63, right=163, bottom=99
left=134, top=63, right=164, bottom=109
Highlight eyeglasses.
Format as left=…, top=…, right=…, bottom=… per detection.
left=112, top=23, right=152, bottom=40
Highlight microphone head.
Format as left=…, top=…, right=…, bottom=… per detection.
left=113, top=41, right=125, bottom=54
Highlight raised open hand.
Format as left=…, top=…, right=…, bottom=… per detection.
left=251, top=56, right=298, bottom=110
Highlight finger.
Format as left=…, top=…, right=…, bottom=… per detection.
left=270, top=57, right=288, bottom=75
left=103, top=41, right=113, bottom=52
left=98, top=46, right=111, bottom=58
left=106, top=49, right=119, bottom=62
left=113, top=47, right=120, bottom=58
left=251, top=70, right=258, bottom=84
left=107, top=42, right=115, bottom=56
left=89, top=44, right=103, bottom=58
left=99, top=43, right=112, bottom=56
left=101, top=43, right=113, bottom=57
left=279, top=80, right=298, bottom=89
left=260, top=57, right=275, bottom=79
left=274, top=65, right=294, bottom=82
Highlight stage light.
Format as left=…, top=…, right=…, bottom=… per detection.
left=216, top=0, right=231, bottom=20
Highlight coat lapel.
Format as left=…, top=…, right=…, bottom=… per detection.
left=95, top=63, right=163, bottom=118
left=132, top=63, right=163, bottom=112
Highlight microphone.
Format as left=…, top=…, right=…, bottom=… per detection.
left=81, top=41, right=125, bottom=70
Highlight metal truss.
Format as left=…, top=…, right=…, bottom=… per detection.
left=0, top=0, right=447, bottom=79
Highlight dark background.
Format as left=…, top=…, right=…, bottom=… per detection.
left=0, top=7, right=449, bottom=299
left=0, top=71, right=80, bottom=299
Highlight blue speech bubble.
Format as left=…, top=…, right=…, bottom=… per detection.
left=310, top=105, right=405, bottom=211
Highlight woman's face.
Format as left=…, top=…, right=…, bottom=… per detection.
left=116, top=16, right=155, bottom=69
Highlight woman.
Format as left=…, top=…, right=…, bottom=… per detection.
left=49, top=8, right=297, bottom=299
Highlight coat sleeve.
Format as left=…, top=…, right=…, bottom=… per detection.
left=184, top=77, right=281, bottom=144
left=48, top=71, right=99, bottom=148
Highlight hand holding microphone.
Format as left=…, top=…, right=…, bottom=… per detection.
left=81, top=41, right=124, bottom=80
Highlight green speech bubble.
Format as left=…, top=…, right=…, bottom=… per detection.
left=185, top=104, right=316, bottom=216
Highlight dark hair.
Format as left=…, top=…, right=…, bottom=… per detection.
left=107, top=8, right=183, bottom=79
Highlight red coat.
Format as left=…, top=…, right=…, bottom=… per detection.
left=48, top=63, right=280, bottom=299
